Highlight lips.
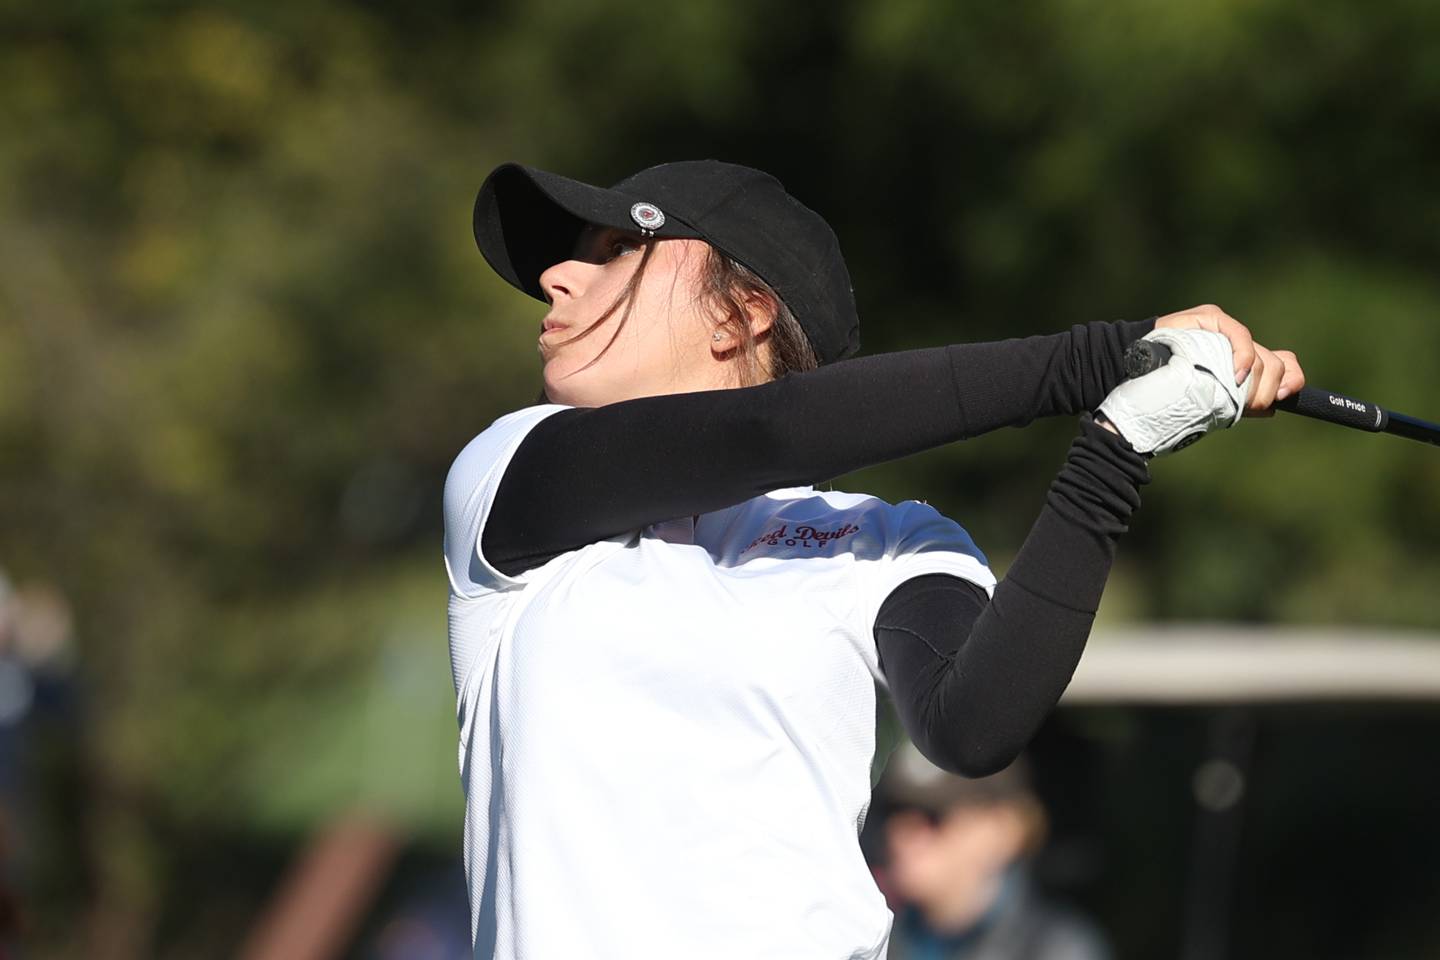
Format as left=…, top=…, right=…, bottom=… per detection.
left=538, top=318, right=570, bottom=359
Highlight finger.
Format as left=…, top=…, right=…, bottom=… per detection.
left=1272, top=349, right=1306, bottom=401
left=1192, top=305, right=1223, bottom=333
left=1240, top=348, right=1265, bottom=413
left=1156, top=303, right=1223, bottom=333
left=1244, top=346, right=1286, bottom=415
left=1213, top=311, right=1257, bottom=385
left=1156, top=305, right=1258, bottom=384
left=1254, top=346, right=1285, bottom=409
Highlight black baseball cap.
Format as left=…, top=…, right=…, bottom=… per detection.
left=473, top=159, right=861, bottom=365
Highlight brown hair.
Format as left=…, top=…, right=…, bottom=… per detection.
left=696, top=246, right=819, bottom=385
left=552, top=239, right=819, bottom=387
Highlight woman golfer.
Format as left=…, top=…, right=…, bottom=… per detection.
left=444, top=160, right=1303, bottom=958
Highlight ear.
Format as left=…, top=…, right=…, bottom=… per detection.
left=709, top=291, right=777, bottom=354
left=742, top=289, right=777, bottom=340
left=989, top=805, right=1033, bottom=860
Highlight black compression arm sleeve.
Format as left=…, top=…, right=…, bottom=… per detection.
left=485, top=319, right=1154, bottom=575
left=874, top=416, right=1149, bottom=776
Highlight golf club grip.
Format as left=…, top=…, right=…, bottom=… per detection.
left=1122, top=339, right=1390, bottom=434
left=1273, top=387, right=1386, bottom=432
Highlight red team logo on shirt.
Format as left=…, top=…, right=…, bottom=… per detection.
left=741, top=523, right=860, bottom=554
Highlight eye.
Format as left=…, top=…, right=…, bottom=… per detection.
left=606, top=235, right=643, bottom=260
left=571, top=227, right=645, bottom=264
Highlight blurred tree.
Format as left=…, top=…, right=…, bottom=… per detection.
left=1, top=0, right=1437, bottom=955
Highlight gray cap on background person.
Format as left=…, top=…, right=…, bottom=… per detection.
left=882, top=742, right=1038, bottom=814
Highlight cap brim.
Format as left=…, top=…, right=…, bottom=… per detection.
left=473, top=163, right=700, bottom=301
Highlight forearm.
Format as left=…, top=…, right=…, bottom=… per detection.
left=486, top=320, right=1155, bottom=575
left=945, top=318, right=1155, bottom=434
left=875, top=417, right=1149, bottom=775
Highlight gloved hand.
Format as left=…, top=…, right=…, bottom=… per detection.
left=1097, top=329, right=1253, bottom=456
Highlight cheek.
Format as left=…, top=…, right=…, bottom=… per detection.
left=887, top=822, right=938, bottom=868
left=888, top=842, right=948, bottom=893
left=557, top=298, right=677, bottom=383
left=539, top=245, right=707, bottom=402
left=627, top=292, right=710, bottom=375
left=937, top=819, right=1010, bottom=867
left=540, top=331, right=631, bottom=404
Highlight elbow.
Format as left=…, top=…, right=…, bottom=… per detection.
left=953, top=745, right=1023, bottom=780
left=913, top=729, right=1024, bottom=780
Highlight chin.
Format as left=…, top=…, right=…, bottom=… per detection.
left=541, top=352, right=644, bottom=408
left=541, top=363, right=595, bottom=408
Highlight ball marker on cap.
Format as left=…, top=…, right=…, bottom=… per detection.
left=630, top=202, right=665, bottom=236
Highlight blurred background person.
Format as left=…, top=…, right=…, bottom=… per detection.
left=878, top=745, right=1110, bottom=960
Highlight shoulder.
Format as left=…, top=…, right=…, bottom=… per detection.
left=1028, top=902, right=1113, bottom=960
left=443, top=404, right=572, bottom=598
left=738, top=487, right=989, bottom=571
left=820, top=489, right=988, bottom=565
left=444, top=404, right=571, bottom=508
left=995, top=878, right=1112, bottom=960
left=822, top=488, right=996, bottom=611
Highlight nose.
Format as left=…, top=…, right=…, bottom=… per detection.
left=538, top=258, right=588, bottom=305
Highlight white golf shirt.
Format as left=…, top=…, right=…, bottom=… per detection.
left=444, top=404, right=996, bottom=959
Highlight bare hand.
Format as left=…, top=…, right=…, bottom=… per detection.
left=1153, top=304, right=1306, bottom=416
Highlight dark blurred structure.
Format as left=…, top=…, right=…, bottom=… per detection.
left=1026, top=703, right=1440, bottom=960
left=1040, top=629, right=1440, bottom=959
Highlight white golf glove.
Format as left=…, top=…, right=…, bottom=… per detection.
left=1097, top=328, right=1253, bottom=456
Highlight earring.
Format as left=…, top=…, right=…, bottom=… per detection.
left=712, top=332, right=724, bottom=342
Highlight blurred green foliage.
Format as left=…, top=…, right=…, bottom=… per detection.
left=1, top=0, right=1437, bottom=954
